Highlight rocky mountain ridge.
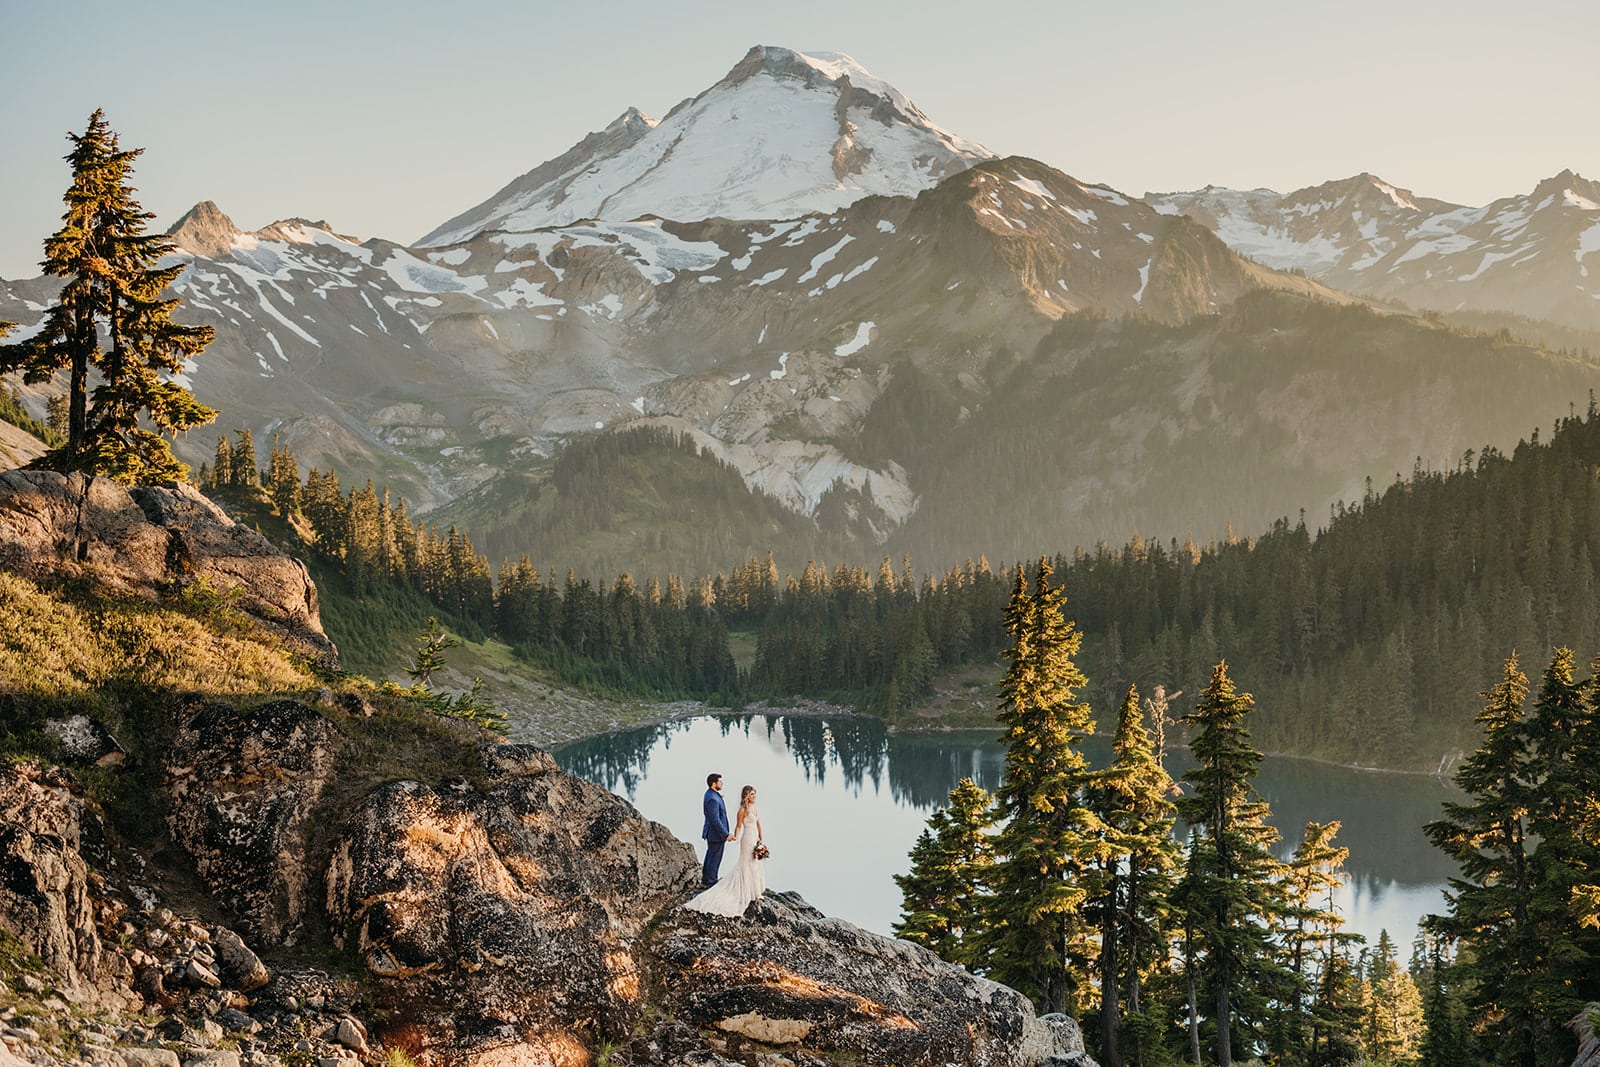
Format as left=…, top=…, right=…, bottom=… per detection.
left=1149, top=169, right=1600, bottom=331
left=1, top=143, right=1333, bottom=551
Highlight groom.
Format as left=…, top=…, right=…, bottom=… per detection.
left=701, top=772, right=731, bottom=886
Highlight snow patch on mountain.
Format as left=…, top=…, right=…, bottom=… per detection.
left=1577, top=220, right=1600, bottom=262
left=835, top=322, right=875, bottom=357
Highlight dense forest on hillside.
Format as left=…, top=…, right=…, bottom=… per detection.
left=427, top=427, right=887, bottom=580
left=194, top=399, right=1600, bottom=770
left=885, top=293, right=1600, bottom=568
left=1060, top=403, right=1600, bottom=769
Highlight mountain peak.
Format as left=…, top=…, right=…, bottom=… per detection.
left=1530, top=168, right=1600, bottom=208
left=168, top=201, right=241, bottom=258
left=256, top=218, right=363, bottom=245
left=418, top=45, right=991, bottom=246
left=1286, top=173, right=1424, bottom=212
left=607, top=107, right=657, bottom=135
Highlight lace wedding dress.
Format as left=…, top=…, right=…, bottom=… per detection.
left=684, top=804, right=764, bottom=916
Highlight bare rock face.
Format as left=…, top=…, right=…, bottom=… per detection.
left=0, top=469, right=335, bottom=662
left=0, top=762, right=105, bottom=1001
left=1573, top=1007, right=1600, bottom=1067
left=325, top=743, right=700, bottom=1065
left=167, top=700, right=341, bottom=944
left=642, top=891, right=1090, bottom=1067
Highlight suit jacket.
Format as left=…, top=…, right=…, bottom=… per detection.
left=702, top=787, right=729, bottom=841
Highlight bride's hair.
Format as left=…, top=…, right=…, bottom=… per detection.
left=740, top=785, right=756, bottom=807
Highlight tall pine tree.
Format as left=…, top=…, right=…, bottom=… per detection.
left=981, top=559, right=1107, bottom=1015
left=1176, top=660, right=1284, bottom=1067
left=0, top=110, right=214, bottom=482
left=1424, top=653, right=1538, bottom=1067
left=1274, top=820, right=1358, bottom=1062
left=893, top=777, right=994, bottom=968
left=1521, top=647, right=1600, bottom=1063
left=1091, top=683, right=1181, bottom=1067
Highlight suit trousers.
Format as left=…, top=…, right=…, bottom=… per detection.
left=702, top=836, right=726, bottom=886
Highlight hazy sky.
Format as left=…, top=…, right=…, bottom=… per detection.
left=2, top=0, right=1595, bottom=278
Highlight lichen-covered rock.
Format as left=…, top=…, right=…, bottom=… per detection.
left=325, top=743, right=699, bottom=1064
left=210, top=926, right=270, bottom=992
left=167, top=700, right=340, bottom=944
left=0, top=762, right=105, bottom=1001
left=643, top=891, right=1093, bottom=1067
left=1573, top=1006, right=1600, bottom=1067
left=42, top=714, right=128, bottom=767
left=0, top=469, right=334, bottom=662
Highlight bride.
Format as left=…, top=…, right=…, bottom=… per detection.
left=684, top=785, right=765, bottom=916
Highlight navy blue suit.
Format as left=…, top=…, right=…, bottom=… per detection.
left=701, top=786, right=730, bottom=886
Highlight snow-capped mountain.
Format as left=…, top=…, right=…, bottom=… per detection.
left=1149, top=170, right=1600, bottom=330
left=87, top=155, right=1299, bottom=521
left=4, top=46, right=1597, bottom=577
left=417, top=45, right=992, bottom=246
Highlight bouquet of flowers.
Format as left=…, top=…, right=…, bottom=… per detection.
left=753, top=841, right=771, bottom=860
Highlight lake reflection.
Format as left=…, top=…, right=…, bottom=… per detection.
left=556, top=714, right=1460, bottom=949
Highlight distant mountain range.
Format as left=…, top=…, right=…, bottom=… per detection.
left=1149, top=170, right=1600, bottom=332
left=2, top=45, right=1597, bottom=575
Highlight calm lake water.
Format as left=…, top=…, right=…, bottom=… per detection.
left=555, top=713, right=1462, bottom=950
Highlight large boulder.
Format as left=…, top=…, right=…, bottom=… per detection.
left=0, top=469, right=334, bottom=662
left=0, top=762, right=103, bottom=998
left=167, top=700, right=341, bottom=944
left=325, top=743, right=700, bottom=1065
left=642, top=891, right=1090, bottom=1066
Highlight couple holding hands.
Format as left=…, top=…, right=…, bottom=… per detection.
left=684, top=772, right=769, bottom=917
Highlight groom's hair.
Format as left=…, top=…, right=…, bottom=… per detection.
left=707, top=773, right=721, bottom=787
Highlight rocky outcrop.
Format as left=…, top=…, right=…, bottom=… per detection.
left=643, top=891, right=1089, bottom=1066
left=0, top=469, right=334, bottom=662
left=167, top=700, right=341, bottom=944
left=0, top=762, right=110, bottom=1004
left=326, top=743, right=701, bottom=1064
left=323, top=743, right=1090, bottom=1067
left=1, top=708, right=1100, bottom=1067
left=1573, top=1006, right=1600, bottom=1067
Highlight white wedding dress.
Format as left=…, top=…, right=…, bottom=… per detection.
left=684, top=804, right=765, bottom=916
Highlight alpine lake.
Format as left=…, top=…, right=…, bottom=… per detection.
left=555, top=713, right=1461, bottom=951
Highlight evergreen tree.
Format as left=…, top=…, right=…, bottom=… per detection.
left=980, top=559, right=1106, bottom=1015
left=0, top=110, right=214, bottom=482
left=1091, top=684, right=1181, bottom=1067
left=231, top=427, right=258, bottom=488
left=1175, top=661, right=1284, bottom=1067
left=407, top=616, right=458, bottom=686
left=264, top=437, right=301, bottom=515
left=893, top=777, right=994, bottom=968
left=1364, top=929, right=1424, bottom=1064
left=1424, top=653, right=1538, bottom=1066
left=1412, top=933, right=1475, bottom=1067
left=210, top=435, right=232, bottom=490
left=1522, top=645, right=1600, bottom=1059
left=1275, top=820, right=1358, bottom=1061
left=1308, top=945, right=1366, bottom=1067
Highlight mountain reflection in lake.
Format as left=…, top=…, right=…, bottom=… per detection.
left=556, top=714, right=1459, bottom=948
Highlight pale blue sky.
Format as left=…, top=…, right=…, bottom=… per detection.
left=2, top=0, right=1595, bottom=278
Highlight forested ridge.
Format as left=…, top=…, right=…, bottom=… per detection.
left=188, top=400, right=1600, bottom=774
left=1061, top=401, right=1600, bottom=770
